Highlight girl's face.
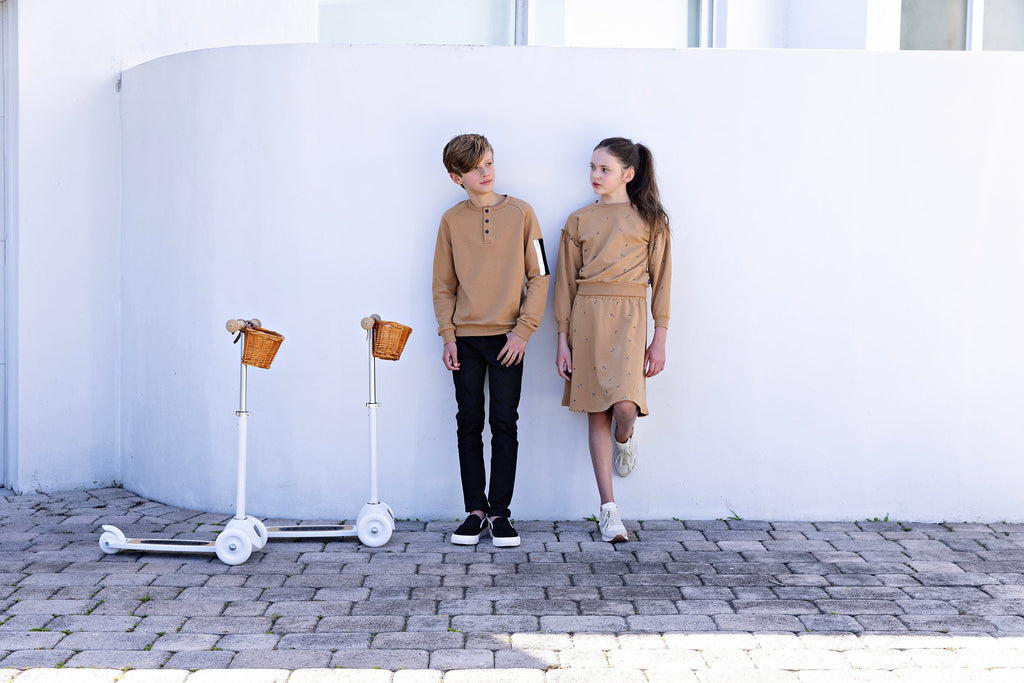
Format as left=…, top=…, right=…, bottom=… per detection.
left=590, top=147, right=634, bottom=203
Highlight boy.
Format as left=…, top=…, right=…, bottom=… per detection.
left=432, top=134, right=550, bottom=547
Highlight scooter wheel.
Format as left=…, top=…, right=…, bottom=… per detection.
left=215, top=528, right=253, bottom=566
left=357, top=513, right=392, bottom=547
left=250, top=518, right=269, bottom=550
left=98, top=530, right=121, bottom=555
left=227, top=517, right=268, bottom=551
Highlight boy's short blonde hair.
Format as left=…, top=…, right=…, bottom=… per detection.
left=443, top=134, right=493, bottom=176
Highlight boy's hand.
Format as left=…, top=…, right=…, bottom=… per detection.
left=556, top=333, right=573, bottom=381
left=442, top=341, right=460, bottom=371
left=644, top=327, right=667, bottom=377
left=498, top=333, right=527, bottom=366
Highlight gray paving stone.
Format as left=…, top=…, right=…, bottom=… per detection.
left=713, top=614, right=804, bottom=631
left=150, top=633, right=221, bottom=650
left=626, top=615, right=717, bottom=632
left=495, top=599, right=576, bottom=615
left=0, top=631, right=65, bottom=649
left=229, top=650, right=331, bottom=668
left=179, top=616, right=274, bottom=635
left=915, top=572, right=999, bottom=586
left=162, top=650, right=236, bottom=669
left=217, top=633, right=282, bottom=650
left=855, top=614, right=908, bottom=631
left=63, top=649, right=171, bottom=668
left=134, top=616, right=187, bottom=632
left=0, top=649, right=73, bottom=667
left=539, top=616, right=627, bottom=633
left=6, top=599, right=96, bottom=615
left=734, top=600, right=819, bottom=615
left=316, top=616, right=405, bottom=632
left=815, top=599, right=901, bottom=615
left=351, top=599, right=437, bottom=616
left=494, top=647, right=559, bottom=668
left=0, top=614, right=54, bottom=631
left=134, top=600, right=224, bottom=617
left=449, top=616, right=538, bottom=634
left=277, top=633, right=371, bottom=649
left=899, top=615, right=998, bottom=633
left=58, top=632, right=157, bottom=650
left=429, top=648, right=494, bottom=669
left=407, top=615, right=451, bottom=631
left=330, top=648, right=429, bottom=669
left=370, top=632, right=463, bottom=650
left=799, top=614, right=864, bottom=632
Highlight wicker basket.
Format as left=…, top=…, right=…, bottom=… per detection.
left=372, top=320, right=412, bottom=361
left=241, top=326, right=285, bottom=369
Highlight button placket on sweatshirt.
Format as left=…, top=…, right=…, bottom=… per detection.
left=482, top=207, right=493, bottom=244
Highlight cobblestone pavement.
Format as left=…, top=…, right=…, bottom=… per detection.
left=1, top=488, right=1023, bottom=681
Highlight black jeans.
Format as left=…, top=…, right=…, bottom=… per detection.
left=451, top=335, right=523, bottom=519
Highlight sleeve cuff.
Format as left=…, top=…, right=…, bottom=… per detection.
left=511, top=323, right=534, bottom=342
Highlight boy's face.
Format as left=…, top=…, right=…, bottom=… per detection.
left=450, top=153, right=495, bottom=199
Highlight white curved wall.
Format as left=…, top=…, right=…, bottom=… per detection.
left=9, top=0, right=317, bottom=493
left=121, top=44, right=1024, bottom=522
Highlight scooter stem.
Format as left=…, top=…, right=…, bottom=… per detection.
left=367, top=322, right=380, bottom=505
left=235, top=348, right=250, bottom=520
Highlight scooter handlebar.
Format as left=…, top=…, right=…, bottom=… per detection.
left=226, top=318, right=262, bottom=334
left=356, top=313, right=380, bottom=329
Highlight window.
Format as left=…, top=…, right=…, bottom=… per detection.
left=531, top=0, right=701, bottom=49
left=318, top=0, right=702, bottom=48
left=984, top=0, right=1024, bottom=50
left=901, top=0, right=1024, bottom=51
left=319, top=0, right=516, bottom=46
left=901, top=0, right=968, bottom=50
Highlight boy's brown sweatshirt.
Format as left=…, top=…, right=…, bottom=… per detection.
left=433, top=195, right=550, bottom=345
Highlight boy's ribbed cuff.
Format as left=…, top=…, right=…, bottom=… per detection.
left=511, top=322, right=534, bottom=342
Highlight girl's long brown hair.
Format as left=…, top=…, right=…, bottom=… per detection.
left=595, top=137, right=670, bottom=238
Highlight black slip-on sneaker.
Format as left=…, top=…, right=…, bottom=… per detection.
left=489, top=516, right=521, bottom=548
left=451, top=514, right=488, bottom=545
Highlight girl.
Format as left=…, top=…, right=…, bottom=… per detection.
left=554, top=137, right=672, bottom=543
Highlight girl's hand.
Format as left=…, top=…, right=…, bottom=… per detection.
left=442, top=341, right=460, bottom=371
left=556, top=333, right=573, bottom=381
left=644, top=327, right=667, bottom=377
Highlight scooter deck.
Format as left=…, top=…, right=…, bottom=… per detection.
left=265, top=524, right=355, bottom=539
left=114, top=538, right=217, bottom=553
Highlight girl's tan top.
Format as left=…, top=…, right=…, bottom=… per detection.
left=554, top=202, right=671, bottom=334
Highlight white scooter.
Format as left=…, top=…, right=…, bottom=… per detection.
left=264, top=314, right=405, bottom=547
left=98, top=318, right=280, bottom=565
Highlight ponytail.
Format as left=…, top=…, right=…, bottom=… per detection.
left=595, top=137, right=670, bottom=238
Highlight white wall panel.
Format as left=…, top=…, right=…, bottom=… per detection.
left=9, top=0, right=317, bottom=493
left=120, top=45, right=1024, bottom=522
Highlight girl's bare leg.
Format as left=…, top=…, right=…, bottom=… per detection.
left=588, top=410, right=615, bottom=505
left=612, top=401, right=639, bottom=443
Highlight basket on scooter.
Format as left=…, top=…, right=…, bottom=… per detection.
left=372, top=320, right=411, bottom=361
left=241, top=327, right=284, bottom=368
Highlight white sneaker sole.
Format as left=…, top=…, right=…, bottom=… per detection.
left=451, top=531, right=487, bottom=545
left=492, top=535, right=521, bottom=548
left=602, top=529, right=628, bottom=543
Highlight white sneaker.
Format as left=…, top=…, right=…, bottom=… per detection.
left=599, top=502, right=628, bottom=543
left=613, top=433, right=636, bottom=477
